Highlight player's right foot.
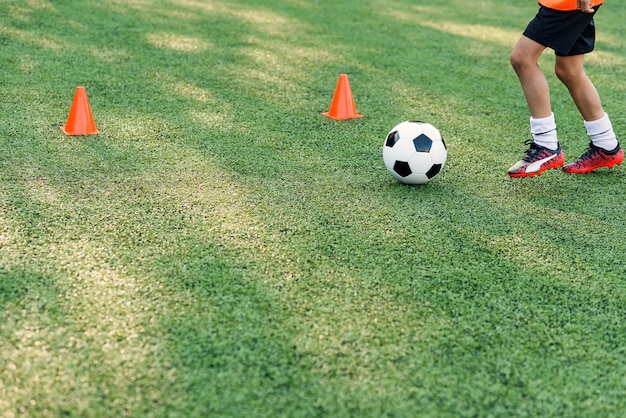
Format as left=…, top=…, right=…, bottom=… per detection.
left=507, top=140, right=565, bottom=178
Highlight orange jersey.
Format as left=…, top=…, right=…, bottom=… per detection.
left=539, top=0, right=604, bottom=11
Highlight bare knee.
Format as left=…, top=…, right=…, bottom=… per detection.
left=555, top=63, right=576, bottom=84
left=555, top=57, right=585, bottom=85
left=510, top=49, right=525, bottom=73
left=510, top=36, right=546, bottom=76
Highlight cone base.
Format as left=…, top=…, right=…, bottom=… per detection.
left=322, top=112, right=363, bottom=120
left=60, top=126, right=100, bottom=136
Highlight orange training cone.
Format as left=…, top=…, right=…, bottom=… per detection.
left=322, top=74, right=363, bottom=120
left=61, top=86, right=100, bottom=135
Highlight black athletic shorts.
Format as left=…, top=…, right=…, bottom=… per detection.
left=523, top=5, right=600, bottom=56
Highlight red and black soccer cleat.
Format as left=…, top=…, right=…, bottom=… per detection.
left=508, top=140, right=565, bottom=178
left=562, top=143, right=624, bottom=174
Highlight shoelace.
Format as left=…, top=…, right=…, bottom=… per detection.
left=579, top=143, right=600, bottom=160
left=522, top=139, right=541, bottom=161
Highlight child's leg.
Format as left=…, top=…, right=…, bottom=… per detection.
left=510, top=36, right=551, bottom=119
left=508, top=35, right=565, bottom=178
left=511, top=36, right=558, bottom=150
left=555, top=54, right=604, bottom=121
left=555, top=55, right=618, bottom=151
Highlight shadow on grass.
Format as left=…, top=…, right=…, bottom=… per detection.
left=0, top=266, right=60, bottom=314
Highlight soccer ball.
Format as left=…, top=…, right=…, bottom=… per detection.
left=382, top=121, right=447, bottom=184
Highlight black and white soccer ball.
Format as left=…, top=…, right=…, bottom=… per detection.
left=382, top=121, right=447, bottom=185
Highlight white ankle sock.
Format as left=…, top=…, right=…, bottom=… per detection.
left=585, top=113, right=618, bottom=151
left=530, top=113, right=558, bottom=150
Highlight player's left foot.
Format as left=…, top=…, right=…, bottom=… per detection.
left=562, top=143, right=624, bottom=174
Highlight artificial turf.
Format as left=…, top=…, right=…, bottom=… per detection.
left=1, top=0, right=626, bottom=416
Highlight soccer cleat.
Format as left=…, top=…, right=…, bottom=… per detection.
left=508, top=140, right=565, bottom=178
left=562, top=143, right=624, bottom=174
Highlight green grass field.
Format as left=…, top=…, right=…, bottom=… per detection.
left=2, top=0, right=626, bottom=416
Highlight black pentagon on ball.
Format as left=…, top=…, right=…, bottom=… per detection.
left=426, top=164, right=442, bottom=179
left=412, top=134, right=433, bottom=152
left=385, top=131, right=400, bottom=147
left=393, top=160, right=412, bottom=177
